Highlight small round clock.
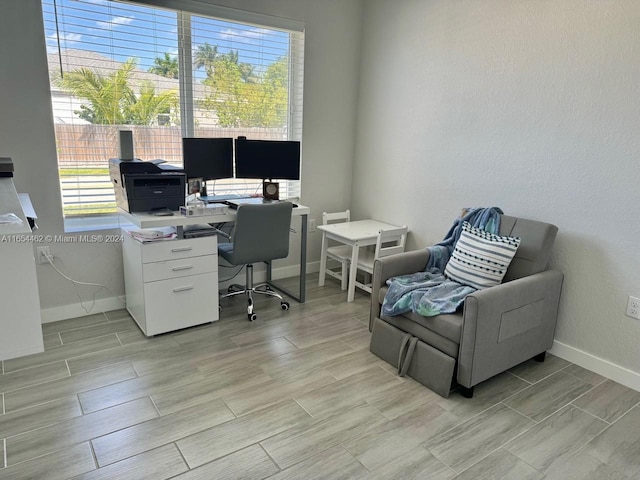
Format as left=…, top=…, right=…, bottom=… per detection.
left=263, top=181, right=280, bottom=200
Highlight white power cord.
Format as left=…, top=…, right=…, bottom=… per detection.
left=43, top=252, right=126, bottom=314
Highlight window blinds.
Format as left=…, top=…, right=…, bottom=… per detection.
left=42, top=0, right=304, bottom=216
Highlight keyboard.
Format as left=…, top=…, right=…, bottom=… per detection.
left=200, top=194, right=250, bottom=203
left=226, top=198, right=298, bottom=209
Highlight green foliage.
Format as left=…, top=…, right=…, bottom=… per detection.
left=56, top=46, right=289, bottom=128
left=194, top=43, right=218, bottom=75
left=56, top=59, right=178, bottom=125
left=148, top=53, right=179, bottom=79
left=200, top=51, right=289, bottom=128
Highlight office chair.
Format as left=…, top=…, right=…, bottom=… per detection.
left=218, top=202, right=293, bottom=321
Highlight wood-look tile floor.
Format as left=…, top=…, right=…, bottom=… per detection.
left=2, top=274, right=640, bottom=479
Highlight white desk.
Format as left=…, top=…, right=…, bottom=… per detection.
left=318, top=219, right=402, bottom=302
left=119, top=202, right=310, bottom=304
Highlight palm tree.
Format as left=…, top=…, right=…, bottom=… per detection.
left=125, top=82, right=178, bottom=125
left=148, top=52, right=179, bottom=79
left=194, top=43, right=218, bottom=74
left=56, top=58, right=177, bottom=125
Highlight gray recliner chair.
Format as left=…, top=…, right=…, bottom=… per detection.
left=218, top=202, right=293, bottom=321
left=369, top=215, right=563, bottom=398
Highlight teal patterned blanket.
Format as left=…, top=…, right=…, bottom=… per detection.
left=381, top=207, right=502, bottom=317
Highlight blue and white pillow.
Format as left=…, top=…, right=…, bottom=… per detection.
left=444, top=222, right=520, bottom=290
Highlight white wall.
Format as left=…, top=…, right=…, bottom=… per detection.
left=0, top=0, right=363, bottom=319
left=352, top=0, right=640, bottom=377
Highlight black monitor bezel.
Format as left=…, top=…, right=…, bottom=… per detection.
left=234, top=138, right=301, bottom=180
left=182, top=137, right=234, bottom=181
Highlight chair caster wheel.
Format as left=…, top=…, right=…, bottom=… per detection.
left=281, top=302, right=290, bottom=311
left=248, top=313, right=257, bottom=321
left=227, top=286, right=235, bottom=293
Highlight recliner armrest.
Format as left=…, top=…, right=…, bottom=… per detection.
left=369, top=249, right=430, bottom=331
left=457, top=269, right=564, bottom=387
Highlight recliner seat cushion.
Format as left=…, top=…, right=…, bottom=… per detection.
left=378, top=286, right=463, bottom=344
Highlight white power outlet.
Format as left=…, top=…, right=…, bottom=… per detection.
left=37, top=246, right=51, bottom=265
left=309, top=218, right=317, bottom=233
left=626, top=296, right=640, bottom=320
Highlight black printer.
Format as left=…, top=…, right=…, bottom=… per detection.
left=109, top=158, right=186, bottom=213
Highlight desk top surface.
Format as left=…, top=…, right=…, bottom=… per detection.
left=317, top=219, right=402, bottom=241
left=120, top=202, right=309, bottom=229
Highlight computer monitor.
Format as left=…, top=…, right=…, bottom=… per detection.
left=234, top=138, right=301, bottom=180
left=182, top=137, right=233, bottom=181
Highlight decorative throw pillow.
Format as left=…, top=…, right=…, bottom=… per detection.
left=444, top=222, right=521, bottom=290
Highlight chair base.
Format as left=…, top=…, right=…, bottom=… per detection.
left=219, top=264, right=290, bottom=321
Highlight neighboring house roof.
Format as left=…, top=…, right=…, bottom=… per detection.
left=47, top=49, right=206, bottom=97
left=47, top=49, right=218, bottom=125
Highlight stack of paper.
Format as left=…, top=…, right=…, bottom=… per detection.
left=127, top=227, right=176, bottom=243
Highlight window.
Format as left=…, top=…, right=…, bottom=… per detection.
left=42, top=0, right=304, bottom=218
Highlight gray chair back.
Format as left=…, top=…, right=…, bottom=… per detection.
left=228, top=202, right=293, bottom=265
left=499, top=215, right=558, bottom=282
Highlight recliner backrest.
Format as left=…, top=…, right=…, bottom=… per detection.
left=499, top=215, right=558, bottom=282
left=230, top=202, right=293, bottom=265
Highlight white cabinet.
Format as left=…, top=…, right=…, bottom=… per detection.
left=122, top=232, right=219, bottom=336
left=0, top=178, right=44, bottom=360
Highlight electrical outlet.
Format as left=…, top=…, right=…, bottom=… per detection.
left=626, top=296, right=640, bottom=320
left=309, top=218, right=317, bottom=233
left=37, top=246, right=51, bottom=265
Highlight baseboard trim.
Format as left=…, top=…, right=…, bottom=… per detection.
left=40, top=297, right=125, bottom=323
left=217, top=261, right=320, bottom=288
left=550, top=340, right=640, bottom=392
left=41, top=262, right=321, bottom=323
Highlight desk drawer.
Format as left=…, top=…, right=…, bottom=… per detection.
left=143, top=255, right=218, bottom=282
left=143, top=272, right=218, bottom=335
left=141, top=236, right=217, bottom=263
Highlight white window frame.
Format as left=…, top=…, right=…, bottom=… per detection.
left=43, top=0, right=304, bottom=231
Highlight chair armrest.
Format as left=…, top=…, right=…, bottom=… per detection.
left=457, top=269, right=564, bottom=388
left=369, top=249, right=430, bottom=331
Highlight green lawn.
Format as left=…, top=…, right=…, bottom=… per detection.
left=60, top=167, right=110, bottom=176
left=60, top=168, right=116, bottom=215
left=64, top=203, right=117, bottom=216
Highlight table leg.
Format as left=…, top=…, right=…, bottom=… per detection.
left=319, top=231, right=328, bottom=286
left=348, top=242, right=359, bottom=302
left=266, top=213, right=307, bottom=303
left=299, top=214, right=307, bottom=303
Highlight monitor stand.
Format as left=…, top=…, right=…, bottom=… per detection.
left=200, top=180, right=208, bottom=198
left=199, top=180, right=247, bottom=203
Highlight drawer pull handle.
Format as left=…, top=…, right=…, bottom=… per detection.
left=171, top=247, right=193, bottom=253
left=172, top=286, right=194, bottom=293
left=171, top=265, right=193, bottom=271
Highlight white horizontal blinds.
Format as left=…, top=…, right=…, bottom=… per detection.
left=287, top=30, right=304, bottom=199
left=187, top=14, right=304, bottom=198
left=42, top=0, right=304, bottom=217
left=43, top=0, right=182, bottom=216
